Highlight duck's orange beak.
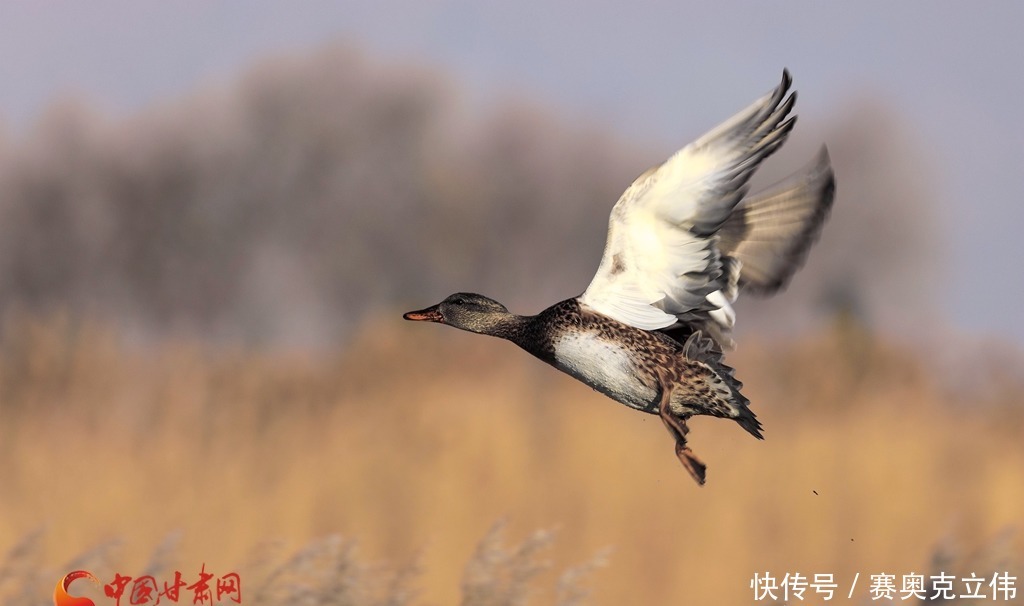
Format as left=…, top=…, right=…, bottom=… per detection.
left=403, top=304, right=443, bottom=323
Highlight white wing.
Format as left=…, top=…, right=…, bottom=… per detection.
left=580, top=70, right=798, bottom=345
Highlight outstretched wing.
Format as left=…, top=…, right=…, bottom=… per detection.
left=718, top=146, right=836, bottom=295
left=579, top=70, right=798, bottom=344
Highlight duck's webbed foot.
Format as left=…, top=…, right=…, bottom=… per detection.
left=661, top=412, right=707, bottom=485
left=656, top=373, right=707, bottom=485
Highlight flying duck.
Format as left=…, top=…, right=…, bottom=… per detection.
left=404, top=70, right=835, bottom=484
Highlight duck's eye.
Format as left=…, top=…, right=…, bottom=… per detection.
left=452, top=297, right=466, bottom=305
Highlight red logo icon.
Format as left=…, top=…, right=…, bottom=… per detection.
left=54, top=570, right=100, bottom=606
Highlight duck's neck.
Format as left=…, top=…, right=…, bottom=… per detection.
left=471, top=312, right=531, bottom=343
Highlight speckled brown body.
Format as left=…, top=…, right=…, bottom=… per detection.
left=504, top=298, right=756, bottom=429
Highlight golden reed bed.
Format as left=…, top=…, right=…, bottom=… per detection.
left=1, top=313, right=1021, bottom=605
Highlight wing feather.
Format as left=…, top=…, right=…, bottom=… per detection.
left=719, top=147, right=836, bottom=295
left=580, top=70, right=801, bottom=344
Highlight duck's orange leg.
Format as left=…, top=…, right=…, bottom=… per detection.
left=656, top=371, right=707, bottom=485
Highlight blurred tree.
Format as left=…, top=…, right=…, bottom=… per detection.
left=0, top=45, right=941, bottom=348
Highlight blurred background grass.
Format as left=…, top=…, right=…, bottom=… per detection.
left=0, top=31, right=1021, bottom=606
left=1, top=311, right=1021, bottom=604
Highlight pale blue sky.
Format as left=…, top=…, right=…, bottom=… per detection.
left=1, top=1, right=1021, bottom=343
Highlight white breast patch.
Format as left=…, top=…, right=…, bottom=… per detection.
left=552, top=331, right=656, bottom=411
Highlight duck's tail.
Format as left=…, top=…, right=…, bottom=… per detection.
left=732, top=401, right=764, bottom=440
left=680, top=331, right=764, bottom=440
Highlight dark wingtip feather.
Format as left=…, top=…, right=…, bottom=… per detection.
left=775, top=69, right=793, bottom=100
left=766, top=70, right=794, bottom=119
left=817, top=145, right=837, bottom=201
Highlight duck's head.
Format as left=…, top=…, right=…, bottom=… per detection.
left=403, top=292, right=512, bottom=335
